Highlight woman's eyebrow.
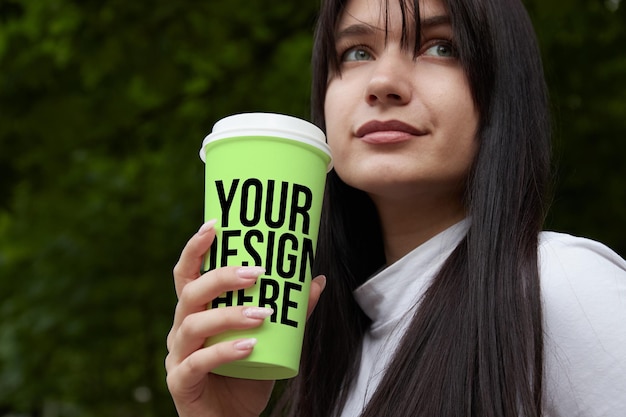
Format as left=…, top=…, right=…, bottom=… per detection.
left=335, top=15, right=450, bottom=41
left=420, top=15, right=450, bottom=29
left=335, top=23, right=381, bottom=42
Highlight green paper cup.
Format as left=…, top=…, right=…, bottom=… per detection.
left=199, top=112, right=332, bottom=380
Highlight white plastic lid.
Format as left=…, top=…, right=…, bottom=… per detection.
left=199, top=113, right=332, bottom=169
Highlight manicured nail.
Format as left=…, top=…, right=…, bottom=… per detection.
left=234, top=338, right=257, bottom=351
left=236, top=266, right=266, bottom=279
left=243, top=307, right=274, bottom=319
left=314, top=275, right=327, bottom=292
left=198, top=219, right=217, bottom=235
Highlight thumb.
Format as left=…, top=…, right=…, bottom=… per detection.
left=306, top=275, right=327, bottom=319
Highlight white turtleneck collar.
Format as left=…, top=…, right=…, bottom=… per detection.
left=354, top=218, right=470, bottom=333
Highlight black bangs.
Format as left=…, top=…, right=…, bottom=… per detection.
left=399, top=0, right=421, bottom=57
left=372, top=0, right=423, bottom=56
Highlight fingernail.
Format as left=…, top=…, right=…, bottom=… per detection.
left=198, top=219, right=217, bottom=235
left=234, top=338, right=257, bottom=351
left=314, top=275, right=327, bottom=292
left=243, top=307, right=274, bottom=319
left=236, top=266, right=266, bottom=279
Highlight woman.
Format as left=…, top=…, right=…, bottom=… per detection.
left=165, top=0, right=626, bottom=415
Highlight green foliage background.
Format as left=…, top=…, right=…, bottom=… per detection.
left=0, top=0, right=624, bottom=415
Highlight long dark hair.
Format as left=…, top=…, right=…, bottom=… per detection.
left=278, top=0, right=552, bottom=415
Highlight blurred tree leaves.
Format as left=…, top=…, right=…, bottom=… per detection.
left=0, top=0, right=317, bottom=415
left=526, top=0, right=626, bottom=252
left=0, top=0, right=624, bottom=415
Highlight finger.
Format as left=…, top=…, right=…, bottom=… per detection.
left=166, top=338, right=257, bottom=397
left=169, top=305, right=274, bottom=364
left=172, top=220, right=218, bottom=297
left=169, top=266, right=266, bottom=342
left=306, top=275, right=327, bottom=319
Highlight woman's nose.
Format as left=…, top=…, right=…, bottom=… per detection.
left=365, top=52, right=413, bottom=106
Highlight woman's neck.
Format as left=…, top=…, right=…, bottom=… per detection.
left=371, top=194, right=466, bottom=264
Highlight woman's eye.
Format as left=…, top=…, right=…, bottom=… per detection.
left=423, top=42, right=456, bottom=58
left=342, top=47, right=373, bottom=62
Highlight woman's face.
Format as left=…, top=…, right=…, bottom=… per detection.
left=324, top=0, right=479, bottom=205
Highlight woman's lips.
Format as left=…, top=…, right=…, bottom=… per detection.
left=355, top=120, right=427, bottom=144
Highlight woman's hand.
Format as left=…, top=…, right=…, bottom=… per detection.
left=165, top=220, right=326, bottom=417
